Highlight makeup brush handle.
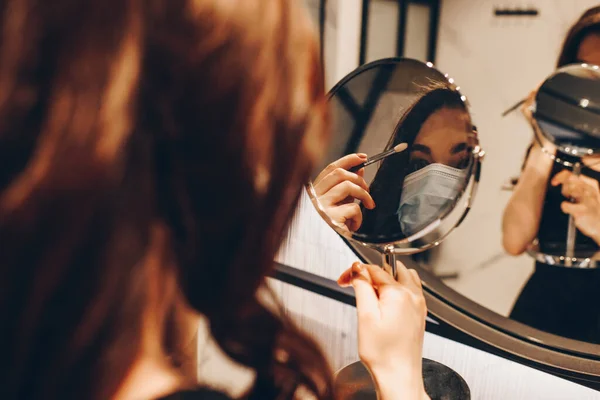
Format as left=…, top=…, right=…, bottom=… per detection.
left=349, top=162, right=367, bottom=173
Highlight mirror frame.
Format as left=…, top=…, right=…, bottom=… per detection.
left=531, top=63, right=600, bottom=160
left=307, top=57, right=485, bottom=254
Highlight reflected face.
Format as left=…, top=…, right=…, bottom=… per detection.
left=408, top=107, right=471, bottom=172
left=577, top=33, right=600, bottom=66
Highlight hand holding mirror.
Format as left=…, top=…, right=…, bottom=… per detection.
left=306, top=58, right=483, bottom=400
left=527, top=63, right=600, bottom=267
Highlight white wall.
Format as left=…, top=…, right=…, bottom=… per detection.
left=431, top=0, right=600, bottom=315
left=365, top=0, right=431, bottom=64
left=323, top=0, right=363, bottom=89
left=366, top=0, right=400, bottom=63
left=404, top=3, right=431, bottom=61
left=302, top=0, right=362, bottom=90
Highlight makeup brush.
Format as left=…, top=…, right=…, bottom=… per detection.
left=349, top=143, right=408, bottom=172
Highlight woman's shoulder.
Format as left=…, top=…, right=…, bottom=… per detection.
left=157, top=388, right=232, bottom=400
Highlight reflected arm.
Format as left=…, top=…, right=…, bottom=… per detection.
left=502, top=143, right=554, bottom=255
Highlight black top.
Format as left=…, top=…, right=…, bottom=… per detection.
left=158, top=389, right=231, bottom=400
left=537, top=152, right=600, bottom=255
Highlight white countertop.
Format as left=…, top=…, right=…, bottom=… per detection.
left=269, top=192, right=600, bottom=399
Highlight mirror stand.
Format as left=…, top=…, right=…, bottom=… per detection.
left=335, top=245, right=470, bottom=400
left=381, top=245, right=400, bottom=280
left=565, top=162, right=582, bottom=266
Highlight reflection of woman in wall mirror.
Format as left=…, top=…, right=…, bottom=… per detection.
left=502, top=6, right=600, bottom=343
left=358, top=86, right=472, bottom=240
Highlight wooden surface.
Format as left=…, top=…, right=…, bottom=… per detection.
left=269, top=192, right=600, bottom=399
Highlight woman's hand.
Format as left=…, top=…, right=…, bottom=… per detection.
left=552, top=170, right=600, bottom=245
left=521, top=89, right=537, bottom=123
left=312, top=154, right=375, bottom=233
left=338, top=262, right=429, bottom=400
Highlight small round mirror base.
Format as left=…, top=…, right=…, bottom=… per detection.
left=334, top=359, right=471, bottom=400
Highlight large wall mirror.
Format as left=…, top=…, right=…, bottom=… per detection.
left=299, top=0, right=600, bottom=390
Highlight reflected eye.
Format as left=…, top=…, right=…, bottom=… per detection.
left=408, top=158, right=429, bottom=173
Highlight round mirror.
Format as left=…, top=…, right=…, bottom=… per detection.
left=533, top=63, right=600, bottom=160
left=306, top=57, right=482, bottom=400
left=528, top=63, right=600, bottom=268
left=307, top=58, right=484, bottom=258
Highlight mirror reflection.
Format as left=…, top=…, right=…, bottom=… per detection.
left=419, top=4, right=600, bottom=346
left=501, top=63, right=600, bottom=343
left=523, top=64, right=600, bottom=266
left=305, top=2, right=600, bottom=350
left=309, top=59, right=477, bottom=246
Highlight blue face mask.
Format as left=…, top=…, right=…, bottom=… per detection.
left=397, top=163, right=467, bottom=236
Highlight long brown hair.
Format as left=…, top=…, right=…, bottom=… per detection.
left=0, top=0, right=332, bottom=399
left=557, top=6, right=600, bottom=67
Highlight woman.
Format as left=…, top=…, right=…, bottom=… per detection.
left=360, top=87, right=471, bottom=240
left=503, top=6, right=600, bottom=343
left=0, top=0, right=429, bottom=399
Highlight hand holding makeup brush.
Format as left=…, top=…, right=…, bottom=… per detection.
left=313, top=154, right=375, bottom=233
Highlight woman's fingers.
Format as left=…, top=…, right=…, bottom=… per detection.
left=578, top=174, right=600, bottom=190
left=338, top=262, right=373, bottom=287
left=561, top=201, right=585, bottom=217
left=325, top=202, right=363, bottom=232
left=393, top=260, right=415, bottom=287
left=561, top=177, right=585, bottom=200
left=338, top=202, right=363, bottom=232
left=559, top=175, right=599, bottom=203
left=337, top=267, right=354, bottom=287
left=408, top=269, right=423, bottom=289
left=339, top=262, right=422, bottom=291
left=314, top=154, right=368, bottom=185
left=313, top=166, right=369, bottom=196
left=362, top=263, right=397, bottom=286
left=325, top=181, right=375, bottom=209
left=348, top=263, right=380, bottom=321
left=551, top=170, right=571, bottom=186
left=552, top=170, right=599, bottom=189
left=340, top=262, right=426, bottom=329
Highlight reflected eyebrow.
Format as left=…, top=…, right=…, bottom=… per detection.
left=451, top=142, right=468, bottom=154
left=411, top=143, right=431, bottom=155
